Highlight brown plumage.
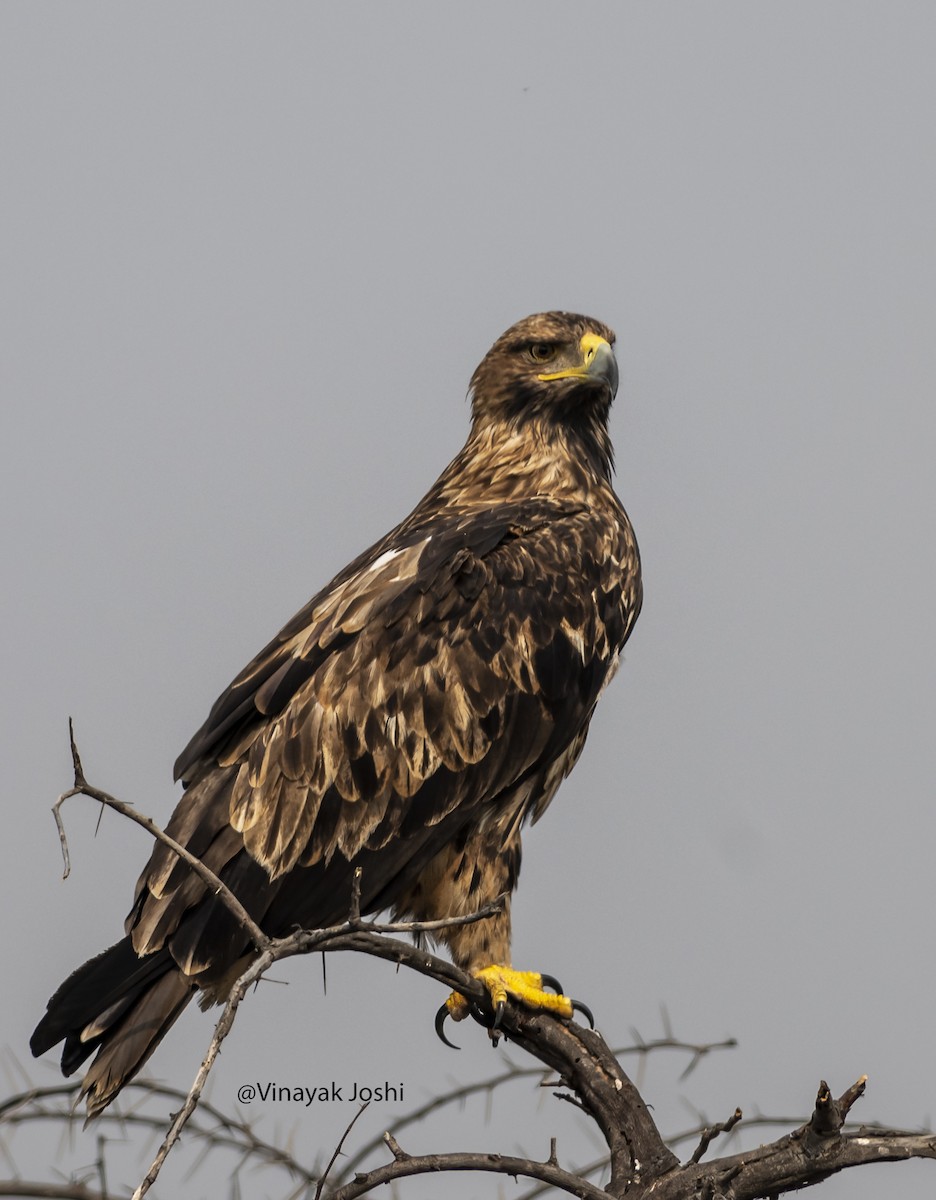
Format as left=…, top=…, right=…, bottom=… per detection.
left=31, top=311, right=642, bottom=1115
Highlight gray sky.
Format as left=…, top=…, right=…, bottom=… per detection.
left=3, top=4, right=935, bottom=1197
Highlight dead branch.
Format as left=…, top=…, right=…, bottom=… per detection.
left=689, top=1107, right=743, bottom=1163
left=0, top=1081, right=320, bottom=1190
left=128, top=913, right=505, bottom=1199
left=315, top=1104, right=370, bottom=1200
left=55, top=720, right=268, bottom=949
left=625, top=1027, right=738, bottom=1082
left=0, top=1185, right=105, bottom=1200
left=333, top=1033, right=738, bottom=1187
left=33, top=736, right=936, bottom=1200
left=646, top=1078, right=936, bottom=1200
left=328, top=1134, right=610, bottom=1200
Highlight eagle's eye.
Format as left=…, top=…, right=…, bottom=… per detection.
left=529, top=343, right=557, bottom=364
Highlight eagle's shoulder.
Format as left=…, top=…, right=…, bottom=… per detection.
left=174, top=495, right=610, bottom=781
left=163, top=493, right=636, bottom=883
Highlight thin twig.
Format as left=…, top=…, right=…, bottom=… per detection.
left=0, top=1080, right=321, bottom=1189
left=690, top=1107, right=743, bottom=1163
left=127, top=916, right=506, bottom=1197
left=329, top=1144, right=610, bottom=1200
left=625, top=1030, right=738, bottom=1082
left=0, top=1184, right=105, bottom=1199
left=47, top=738, right=508, bottom=1200
left=38, top=734, right=936, bottom=1200
left=336, top=1032, right=738, bottom=1185
left=54, top=720, right=268, bottom=949
left=315, top=1104, right=370, bottom=1200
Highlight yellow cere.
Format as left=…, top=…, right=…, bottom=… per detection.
left=579, top=332, right=610, bottom=362
left=537, top=331, right=610, bottom=382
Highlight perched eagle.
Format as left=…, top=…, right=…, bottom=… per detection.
left=32, top=311, right=642, bottom=1116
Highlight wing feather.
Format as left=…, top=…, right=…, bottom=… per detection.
left=133, top=499, right=639, bottom=965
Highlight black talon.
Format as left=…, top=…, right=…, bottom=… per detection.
left=468, top=1001, right=490, bottom=1027
left=487, top=998, right=506, bottom=1047
left=571, top=998, right=595, bottom=1028
left=540, top=973, right=564, bottom=995
left=434, top=1003, right=461, bottom=1050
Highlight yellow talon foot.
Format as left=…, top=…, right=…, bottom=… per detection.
left=435, top=965, right=580, bottom=1049
left=435, top=989, right=474, bottom=1047
left=445, top=990, right=473, bottom=1022
left=474, top=966, right=574, bottom=1019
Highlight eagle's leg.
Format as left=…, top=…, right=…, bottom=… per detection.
left=397, top=826, right=578, bottom=1042
left=446, top=966, right=574, bottom=1022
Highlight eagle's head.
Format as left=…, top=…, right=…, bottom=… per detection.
left=469, top=311, right=618, bottom=427
left=468, top=311, right=619, bottom=477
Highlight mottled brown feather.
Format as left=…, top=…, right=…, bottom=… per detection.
left=32, top=311, right=642, bottom=1117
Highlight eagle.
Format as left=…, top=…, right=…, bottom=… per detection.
left=31, top=311, right=642, bottom=1116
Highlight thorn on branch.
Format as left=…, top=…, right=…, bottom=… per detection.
left=68, top=716, right=86, bottom=787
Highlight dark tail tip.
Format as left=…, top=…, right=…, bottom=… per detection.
left=31, top=937, right=194, bottom=1116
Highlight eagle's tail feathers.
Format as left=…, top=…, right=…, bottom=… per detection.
left=80, top=969, right=194, bottom=1118
left=30, top=937, right=195, bottom=1117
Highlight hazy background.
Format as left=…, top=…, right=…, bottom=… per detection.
left=3, top=4, right=934, bottom=1197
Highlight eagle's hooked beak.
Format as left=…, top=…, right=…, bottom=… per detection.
left=537, top=332, right=619, bottom=399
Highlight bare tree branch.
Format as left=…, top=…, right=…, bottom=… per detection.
left=31, top=737, right=936, bottom=1200
left=625, top=1028, right=738, bottom=1082
left=327, top=1134, right=610, bottom=1200
left=0, top=1081, right=320, bottom=1189
left=314, top=1104, right=370, bottom=1200
left=689, top=1106, right=743, bottom=1163
left=127, top=918, right=504, bottom=1199
left=646, top=1079, right=936, bottom=1200
left=55, top=720, right=268, bottom=949
left=0, top=1185, right=105, bottom=1200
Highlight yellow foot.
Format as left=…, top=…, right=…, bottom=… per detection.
left=435, top=966, right=591, bottom=1049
